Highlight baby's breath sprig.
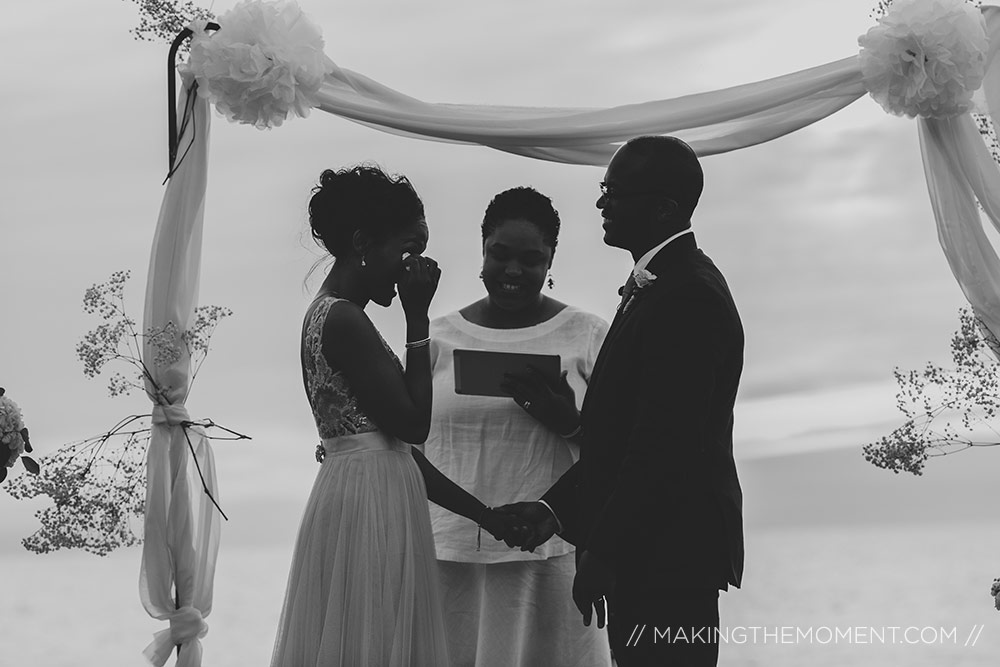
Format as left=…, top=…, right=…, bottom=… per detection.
left=5, top=416, right=149, bottom=555
left=124, top=0, right=216, bottom=48
left=864, top=308, right=1000, bottom=475
left=75, top=270, right=232, bottom=404
left=866, top=307, right=1000, bottom=612
left=3, top=271, right=245, bottom=556
left=871, top=0, right=981, bottom=18
left=4, top=415, right=248, bottom=556
left=974, top=114, right=1000, bottom=167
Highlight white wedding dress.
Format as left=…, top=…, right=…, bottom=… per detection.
left=270, top=296, right=449, bottom=666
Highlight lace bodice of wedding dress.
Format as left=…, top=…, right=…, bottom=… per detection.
left=302, top=296, right=401, bottom=460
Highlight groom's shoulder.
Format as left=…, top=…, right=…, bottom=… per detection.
left=682, top=251, right=735, bottom=300
left=642, top=264, right=737, bottom=328
left=652, top=260, right=726, bottom=298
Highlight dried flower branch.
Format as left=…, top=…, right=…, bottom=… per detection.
left=3, top=271, right=245, bottom=555
left=864, top=307, right=1000, bottom=609
left=75, top=270, right=232, bottom=404
left=4, top=415, right=248, bottom=556
left=872, top=0, right=981, bottom=19
left=973, top=113, right=1000, bottom=166
left=864, top=308, right=1000, bottom=476
left=5, top=417, right=149, bottom=556
left=124, top=0, right=216, bottom=48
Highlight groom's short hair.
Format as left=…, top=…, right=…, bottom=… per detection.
left=624, top=135, right=703, bottom=220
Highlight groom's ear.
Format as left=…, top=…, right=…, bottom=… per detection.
left=657, top=198, right=679, bottom=223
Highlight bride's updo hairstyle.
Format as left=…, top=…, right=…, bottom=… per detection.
left=309, top=165, right=425, bottom=259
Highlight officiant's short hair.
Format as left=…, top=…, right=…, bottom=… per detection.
left=481, top=186, right=561, bottom=253
left=624, top=136, right=703, bottom=219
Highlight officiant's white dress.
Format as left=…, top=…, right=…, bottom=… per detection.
left=270, top=295, right=449, bottom=667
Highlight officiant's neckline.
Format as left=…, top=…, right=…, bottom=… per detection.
left=459, top=296, right=568, bottom=330
left=449, top=303, right=578, bottom=341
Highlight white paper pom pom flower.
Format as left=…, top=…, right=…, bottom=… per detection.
left=181, top=0, right=337, bottom=129
left=859, top=0, right=988, bottom=119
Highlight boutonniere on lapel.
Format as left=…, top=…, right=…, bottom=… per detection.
left=621, top=268, right=657, bottom=314
left=634, top=268, right=657, bottom=289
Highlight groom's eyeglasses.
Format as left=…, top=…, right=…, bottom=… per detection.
left=599, top=182, right=670, bottom=200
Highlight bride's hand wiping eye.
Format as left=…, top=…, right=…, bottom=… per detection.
left=397, top=253, right=441, bottom=318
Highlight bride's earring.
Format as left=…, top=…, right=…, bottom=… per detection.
left=547, top=273, right=555, bottom=289
left=361, top=254, right=367, bottom=268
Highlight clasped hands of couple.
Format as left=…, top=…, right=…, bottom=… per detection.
left=474, top=365, right=616, bottom=629
left=480, top=500, right=615, bottom=629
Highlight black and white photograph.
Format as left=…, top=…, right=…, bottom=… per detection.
left=3, top=0, right=1000, bottom=665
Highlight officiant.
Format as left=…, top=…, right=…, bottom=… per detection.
left=419, top=186, right=611, bottom=666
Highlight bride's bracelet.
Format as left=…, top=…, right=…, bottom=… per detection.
left=404, top=336, right=431, bottom=349
left=476, top=506, right=491, bottom=552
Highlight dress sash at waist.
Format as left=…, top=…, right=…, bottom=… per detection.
left=321, top=430, right=410, bottom=458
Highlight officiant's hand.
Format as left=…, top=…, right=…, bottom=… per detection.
left=500, top=368, right=580, bottom=437
left=573, top=550, right=616, bottom=629
left=493, top=501, right=559, bottom=552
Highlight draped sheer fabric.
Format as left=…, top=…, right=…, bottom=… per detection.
left=142, top=6, right=1000, bottom=665
left=140, top=88, right=221, bottom=667
left=317, top=56, right=867, bottom=165
left=919, top=7, right=1000, bottom=352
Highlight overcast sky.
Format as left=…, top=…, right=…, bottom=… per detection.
left=2, top=0, right=986, bottom=506
left=9, top=8, right=1000, bottom=665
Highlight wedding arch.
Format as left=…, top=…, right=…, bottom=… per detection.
left=140, top=1, right=1000, bottom=664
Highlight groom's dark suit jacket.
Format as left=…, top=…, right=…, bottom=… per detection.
left=543, top=232, right=744, bottom=591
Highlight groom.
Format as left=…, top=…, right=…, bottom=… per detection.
left=503, top=136, right=744, bottom=666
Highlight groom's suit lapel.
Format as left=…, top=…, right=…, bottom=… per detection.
left=607, top=233, right=698, bottom=336
left=640, top=231, right=699, bottom=293
left=584, top=233, right=700, bottom=415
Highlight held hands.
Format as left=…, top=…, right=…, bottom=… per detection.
left=478, top=508, right=533, bottom=545
left=500, top=368, right=580, bottom=436
left=492, top=501, right=559, bottom=552
left=397, top=253, right=441, bottom=318
left=488, top=504, right=616, bottom=629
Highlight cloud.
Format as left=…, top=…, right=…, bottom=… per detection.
left=0, top=0, right=983, bottom=496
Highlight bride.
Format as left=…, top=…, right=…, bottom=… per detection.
left=270, top=165, right=522, bottom=666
